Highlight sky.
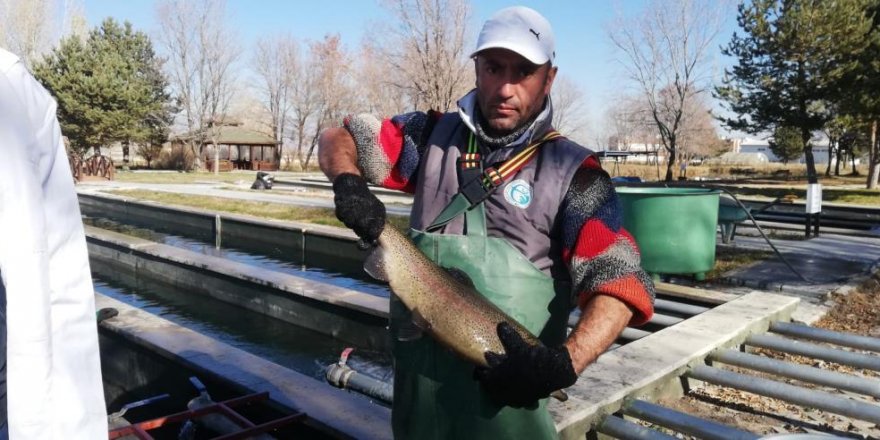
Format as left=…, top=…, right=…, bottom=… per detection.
left=82, top=0, right=740, bottom=145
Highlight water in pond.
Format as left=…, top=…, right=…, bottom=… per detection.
left=83, top=216, right=391, bottom=298
left=93, top=273, right=394, bottom=384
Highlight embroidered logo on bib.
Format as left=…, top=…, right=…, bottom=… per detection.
left=504, top=179, right=533, bottom=209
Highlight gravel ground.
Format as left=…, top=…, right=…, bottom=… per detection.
left=652, top=271, right=880, bottom=438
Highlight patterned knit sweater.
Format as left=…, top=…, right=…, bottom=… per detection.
left=344, top=111, right=655, bottom=326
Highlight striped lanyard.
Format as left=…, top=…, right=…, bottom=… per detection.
left=457, top=130, right=563, bottom=206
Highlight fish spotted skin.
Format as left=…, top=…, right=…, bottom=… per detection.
left=371, top=225, right=541, bottom=367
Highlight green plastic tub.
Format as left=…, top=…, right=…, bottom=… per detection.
left=717, top=195, right=751, bottom=244
left=615, top=187, right=721, bottom=280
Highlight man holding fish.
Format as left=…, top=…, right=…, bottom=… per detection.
left=319, top=6, right=655, bottom=439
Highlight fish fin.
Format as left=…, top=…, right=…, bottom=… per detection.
left=411, top=308, right=432, bottom=332
left=363, top=246, right=389, bottom=282
left=396, top=322, right=424, bottom=341
left=396, top=308, right=426, bottom=342
left=443, top=266, right=475, bottom=288
left=550, top=390, right=568, bottom=402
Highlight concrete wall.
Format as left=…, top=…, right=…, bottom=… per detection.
left=86, top=226, right=390, bottom=351
left=78, top=193, right=369, bottom=277
left=98, top=294, right=392, bottom=439
left=550, top=291, right=798, bottom=439
left=101, top=329, right=200, bottom=415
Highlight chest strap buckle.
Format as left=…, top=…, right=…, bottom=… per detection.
left=460, top=167, right=503, bottom=207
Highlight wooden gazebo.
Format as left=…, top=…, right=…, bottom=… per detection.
left=172, top=124, right=280, bottom=172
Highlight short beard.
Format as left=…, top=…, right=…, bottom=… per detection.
left=473, top=105, right=539, bottom=149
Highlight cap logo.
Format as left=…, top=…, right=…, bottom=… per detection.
left=529, top=28, right=541, bottom=40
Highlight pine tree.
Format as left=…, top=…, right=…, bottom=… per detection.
left=844, top=0, right=880, bottom=188
left=716, top=0, right=873, bottom=183
left=769, top=125, right=804, bottom=164
left=33, top=18, right=172, bottom=161
left=33, top=37, right=93, bottom=158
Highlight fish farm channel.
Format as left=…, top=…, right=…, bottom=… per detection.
left=80, top=190, right=880, bottom=440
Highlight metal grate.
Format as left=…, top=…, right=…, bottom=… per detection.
left=108, top=391, right=306, bottom=440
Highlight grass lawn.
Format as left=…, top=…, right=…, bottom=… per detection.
left=705, top=247, right=774, bottom=280
left=608, top=164, right=879, bottom=206
left=105, top=189, right=412, bottom=231
left=719, top=185, right=880, bottom=205
left=114, top=170, right=258, bottom=184
left=116, top=169, right=879, bottom=206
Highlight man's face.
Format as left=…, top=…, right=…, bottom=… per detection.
left=474, top=48, right=557, bottom=136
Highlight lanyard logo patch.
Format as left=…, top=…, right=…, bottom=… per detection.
left=504, top=179, right=532, bottom=209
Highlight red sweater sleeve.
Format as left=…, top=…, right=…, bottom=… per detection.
left=560, top=156, right=655, bottom=326
left=343, top=111, right=440, bottom=193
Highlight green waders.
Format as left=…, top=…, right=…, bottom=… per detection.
left=390, top=198, right=572, bottom=440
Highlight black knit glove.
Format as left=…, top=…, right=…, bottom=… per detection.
left=332, top=173, right=386, bottom=245
left=474, top=322, right=578, bottom=408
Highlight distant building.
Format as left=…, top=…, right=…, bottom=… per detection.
left=171, top=122, right=280, bottom=171
left=598, top=141, right=665, bottom=164
left=731, top=136, right=836, bottom=164
left=91, top=142, right=147, bottom=168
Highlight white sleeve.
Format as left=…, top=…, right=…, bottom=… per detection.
left=0, top=48, right=108, bottom=439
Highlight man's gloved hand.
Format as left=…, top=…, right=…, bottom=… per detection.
left=474, top=322, right=578, bottom=408
left=332, top=173, right=386, bottom=245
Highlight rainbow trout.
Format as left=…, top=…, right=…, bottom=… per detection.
left=364, top=225, right=569, bottom=401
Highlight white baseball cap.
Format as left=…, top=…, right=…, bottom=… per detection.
left=471, top=6, right=556, bottom=65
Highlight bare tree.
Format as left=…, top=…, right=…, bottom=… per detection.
left=302, top=35, right=355, bottom=169
left=592, top=131, right=612, bottom=151
left=676, top=93, right=723, bottom=161
left=288, top=52, right=320, bottom=168
left=0, top=0, right=54, bottom=67
left=608, top=0, right=727, bottom=181
left=135, top=142, right=164, bottom=169
left=551, top=75, right=588, bottom=141
left=156, top=0, right=241, bottom=172
left=603, top=105, right=628, bottom=151
left=376, top=0, right=473, bottom=112
left=356, top=41, right=412, bottom=117
left=225, top=86, right=265, bottom=132
left=604, top=95, right=650, bottom=151
left=61, top=0, right=88, bottom=41
left=253, top=34, right=298, bottom=165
